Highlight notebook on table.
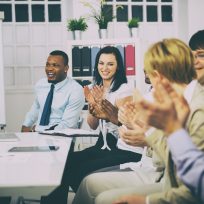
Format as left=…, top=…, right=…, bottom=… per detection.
left=0, top=133, right=19, bottom=142
left=39, top=128, right=99, bottom=137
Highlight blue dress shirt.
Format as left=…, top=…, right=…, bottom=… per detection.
left=23, top=77, right=85, bottom=131
left=168, top=128, right=204, bottom=202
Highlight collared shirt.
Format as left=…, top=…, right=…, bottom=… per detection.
left=23, top=77, right=85, bottom=131
left=168, top=128, right=204, bottom=202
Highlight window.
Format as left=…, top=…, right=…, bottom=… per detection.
left=48, top=4, right=61, bottom=22
left=161, top=5, right=172, bottom=22
left=0, top=4, right=11, bottom=22
left=32, top=5, right=45, bottom=22
left=0, top=0, right=62, bottom=22
left=117, top=5, right=128, bottom=21
left=132, top=5, right=143, bottom=21
left=15, top=4, right=29, bottom=22
left=105, top=0, right=174, bottom=22
left=147, top=5, right=157, bottom=22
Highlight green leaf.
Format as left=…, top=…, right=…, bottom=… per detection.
left=128, top=17, right=140, bottom=28
left=67, top=17, right=88, bottom=31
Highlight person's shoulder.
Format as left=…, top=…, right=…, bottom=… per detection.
left=191, top=81, right=204, bottom=109
left=196, top=80, right=204, bottom=91
left=116, top=82, right=134, bottom=94
left=193, top=80, right=204, bottom=97
left=65, top=77, right=84, bottom=91
left=66, top=77, right=81, bottom=86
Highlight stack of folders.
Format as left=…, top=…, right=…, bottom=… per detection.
left=72, top=44, right=136, bottom=77
left=39, top=128, right=99, bottom=138
left=72, top=46, right=95, bottom=77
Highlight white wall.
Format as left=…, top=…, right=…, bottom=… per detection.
left=5, top=90, right=34, bottom=131
left=188, top=0, right=204, bottom=40
left=176, top=0, right=188, bottom=43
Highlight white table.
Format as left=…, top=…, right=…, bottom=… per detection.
left=0, top=132, right=72, bottom=200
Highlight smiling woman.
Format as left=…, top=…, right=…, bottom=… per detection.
left=97, top=53, right=118, bottom=84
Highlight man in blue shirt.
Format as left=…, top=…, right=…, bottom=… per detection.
left=21, top=50, right=85, bottom=132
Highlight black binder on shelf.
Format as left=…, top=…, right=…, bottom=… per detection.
left=72, top=46, right=82, bottom=77
left=91, top=46, right=100, bottom=75
left=81, top=46, right=92, bottom=76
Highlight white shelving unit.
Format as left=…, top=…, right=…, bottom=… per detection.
left=67, top=38, right=145, bottom=93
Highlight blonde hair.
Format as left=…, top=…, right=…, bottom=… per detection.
left=144, top=38, right=196, bottom=84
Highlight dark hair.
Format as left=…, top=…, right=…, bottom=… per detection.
left=93, top=46, right=127, bottom=92
left=189, top=30, right=204, bottom=50
left=49, top=50, right=69, bottom=66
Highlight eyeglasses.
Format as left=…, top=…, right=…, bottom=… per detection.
left=192, top=51, right=204, bottom=59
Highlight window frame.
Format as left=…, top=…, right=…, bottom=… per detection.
left=0, top=0, right=62, bottom=23
left=105, top=0, right=174, bottom=23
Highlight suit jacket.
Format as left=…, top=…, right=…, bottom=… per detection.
left=146, top=82, right=204, bottom=204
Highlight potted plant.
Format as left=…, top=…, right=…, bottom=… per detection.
left=81, top=0, right=121, bottom=39
left=128, top=17, right=140, bottom=38
left=67, top=17, right=88, bottom=40
left=95, top=5, right=114, bottom=39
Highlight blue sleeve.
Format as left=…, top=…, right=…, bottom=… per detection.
left=23, top=97, right=40, bottom=127
left=167, top=129, right=204, bottom=202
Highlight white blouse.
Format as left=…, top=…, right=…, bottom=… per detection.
left=99, top=83, right=134, bottom=150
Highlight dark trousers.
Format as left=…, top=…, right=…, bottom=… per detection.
left=41, top=133, right=142, bottom=204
